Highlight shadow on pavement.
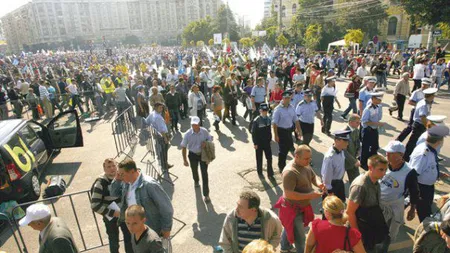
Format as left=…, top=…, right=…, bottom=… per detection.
left=40, top=162, right=82, bottom=187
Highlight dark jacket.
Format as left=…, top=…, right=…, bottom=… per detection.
left=165, top=91, right=181, bottom=110
left=39, top=217, right=79, bottom=253
left=222, top=84, right=241, bottom=105
left=251, top=115, right=272, bottom=146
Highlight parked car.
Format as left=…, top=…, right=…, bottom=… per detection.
left=0, top=110, right=83, bottom=203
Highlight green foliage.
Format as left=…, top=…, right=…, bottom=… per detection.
left=208, top=39, right=214, bottom=46
left=151, top=42, right=158, bottom=47
left=437, top=22, right=450, bottom=39
left=304, top=24, right=322, bottom=50
left=276, top=34, right=289, bottom=47
left=122, top=35, right=140, bottom=45
left=223, top=38, right=230, bottom=45
left=239, top=37, right=254, bottom=48
left=196, top=41, right=205, bottom=47
left=400, top=0, right=450, bottom=25
left=344, top=29, right=364, bottom=45
left=213, top=5, right=240, bottom=41
left=182, top=16, right=214, bottom=44
left=190, top=40, right=195, bottom=47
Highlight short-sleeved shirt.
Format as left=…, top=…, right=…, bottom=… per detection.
left=361, top=104, right=382, bottom=129
left=296, top=100, right=318, bottom=124
left=410, top=89, right=424, bottom=105
left=290, top=90, right=304, bottom=108
left=131, top=225, right=164, bottom=253
left=180, top=127, right=212, bottom=154
left=409, top=143, right=438, bottom=185
left=413, top=99, right=431, bottom=124
left=145, top=111, right=168, bottom=134
left=250, top=85, right=266, bottom=103
left=115, top=87, right=128, bottom=102
left=312, top=219, right=361, bottom=253
left=358, top=87, right=373, bottom=108
left=349, top=172, right=380, bottom=208
left=321, top=147, right=346, bottom=190
left=272, top=104, right=298, bottom=129
left=282, top=162, right=317, bottom=207
left=320, top=85, right=337, bottom=97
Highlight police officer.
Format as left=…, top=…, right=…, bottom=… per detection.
left=417, top=115, right=447, bottom=152
left=321, top=129, right=351, bottom=202
left=410, top=125, right=450, bottom=222
left=321, top=76, right=341, bottom=135
left=290, top=82, right=304, bottom=109
left=397, top=78, right=431, bottom=142
left=295, top=89, right=323, bottom=146
left=360, top=92, right=384, bottom=170
left=404, top=87, right=438, bottom=161
left=250, top=77, right=267, bottom=128
left=358, top=76, right=376, bottom=115
left=272, top=90, right=302, bottom=173
left=251, top=103, right=273, bottom=179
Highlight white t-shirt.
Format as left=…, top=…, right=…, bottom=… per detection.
left=413, top=64, right=425, bottom=80
left=356, top=66, right=368, bottom=78
left=267, top=77, right=277, bottom=92
left=66, top=84, right=78, bottom=95
left=432, top=63, right=445, bottom=77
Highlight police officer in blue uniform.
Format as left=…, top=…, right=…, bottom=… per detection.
left=272, top=90, right=302, bottom=173
left=290, top=82, right=304, bottom=109
left=404, top=87, right=437, bottom=161
left=358, top=76, right=376, bottom=115
left=251, top=103, right=274, bottom=179
left=410, top=125, right=450, bottom=222
left=321, top=129, right=351, bottom=203
left=295, top=89, right=323, bottom=146
left=360, top=91, right=384, bottom=170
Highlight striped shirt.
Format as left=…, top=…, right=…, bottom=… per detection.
left=39, top=85, right=50, bottom=100
left=237, top=216, right=262, bottom=252
left=90, top=174, right=120, bottom=217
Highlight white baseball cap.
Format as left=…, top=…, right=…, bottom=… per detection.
left=190, top=116, right=200, bottom=125
left=19, top=203, right=51, bottom=226
left=383, top=140, right=406, bottom=153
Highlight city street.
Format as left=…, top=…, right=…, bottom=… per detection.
left=2, top=75, right=450, bottom=253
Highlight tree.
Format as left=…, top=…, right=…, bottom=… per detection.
left=400, top=0, right=450, bottom=25
left=276, top=34, right=289, bottom=47
left=223, top=38, right=230, bottom=45
left=344, top=29, right=364, bottom=45
left=213, top=4, right=240, bottom=41
left=437, top=22, right=450, bottom=39
left=208, top=39, right=214, bottom=46
left=304, top=24, right=322, bottom=50
left=239, top=37, right=254, bottom=48
left=151, top=42, right=158, bottom=47
left=182, top=16, right=214, bottom=44
left=190, top=40, right=195, bottom=47
left=196, top=40, right=205, bottom=47
left=123, top=35, right=141, bottom=45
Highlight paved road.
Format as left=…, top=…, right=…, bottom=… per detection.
left=2, top=76, right=450, bottom=253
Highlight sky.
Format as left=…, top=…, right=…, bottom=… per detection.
left=0, top=0, right=264, bottom=28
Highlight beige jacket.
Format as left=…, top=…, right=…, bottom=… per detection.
left=201, top=141, right=215, bottom=163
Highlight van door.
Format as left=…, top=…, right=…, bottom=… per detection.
left=45, top=110, right=84, bottom=149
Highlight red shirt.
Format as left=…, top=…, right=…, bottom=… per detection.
left=270, top=89, right=283, bottom=103
left=311, top=219, right=361, bottom=253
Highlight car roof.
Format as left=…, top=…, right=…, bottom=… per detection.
left=0, top=119, right=27, bottom=146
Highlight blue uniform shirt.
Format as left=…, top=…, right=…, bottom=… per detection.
left=361, top=103, right=382, bottom=129
left=410, top=142, right=438, bottom=185
left=180, top=127, right=212, bottom=154
left=358, top=87, right=373, bottom=109
left=145, top=111, right=168, bottom=134
left=272, top=104, right=298, bottom=129
left=413, top=99, right=431, bottom=124
left=321, top=147, right=346, bottom=190
left=250, top=85, right=266, bottom=103
left=410, top=89, right=424, bottom=106
left=295, top=100, right=318, bottom=124
left=291, top=90, right=304, bottom=108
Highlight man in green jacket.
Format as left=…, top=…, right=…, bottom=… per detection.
left=219, top=190, right=282, bottom=253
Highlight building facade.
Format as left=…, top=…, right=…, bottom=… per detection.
left=263, top=0, right=272, bottom=18
left=1, top=0, right=222, bottom=52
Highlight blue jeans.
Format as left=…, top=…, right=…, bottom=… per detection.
left=280, top=212, right=305, bottom=253
left=342, top=97, right=357, bottom=117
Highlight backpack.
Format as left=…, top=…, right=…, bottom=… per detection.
left=43, top=176, right=67, bottom=198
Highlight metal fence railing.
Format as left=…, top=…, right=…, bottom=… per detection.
left=111, top=106, right=137, bottom=158
left=0, top=212, right=23, bottom=253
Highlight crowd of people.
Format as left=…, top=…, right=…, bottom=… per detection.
left=1, top=43, right=450, bottom=253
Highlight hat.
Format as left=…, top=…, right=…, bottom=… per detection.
left=423, top=88, right=438, bottom=95
left=383, top=140, right=406, bottom=153
left=328, top=69, right=335, bottom=74
left=428, top=125, right=450, bottom=137
left=365, top=76, right=377, bottom=83
left=326, top=75, right=337, bottom=82
left=190, top=116, right=201, bottom=125
left=370, top=91, right=384, bottom=99
left=259, top=103, right=269, bottom=111
left=19, top=204, right=51, bottom=226
left=333, top=130, right=351, bottom=140
left=282, top=90, right=292, bottom=98
left=427, top=115, right=447, bottom=125
left=401, top=72, right=409, bottom=78
left=303, top=89, right=313, bottom=96
left=421, top=78, right=432, bottom=85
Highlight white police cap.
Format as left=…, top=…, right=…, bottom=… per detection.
left=326, top=75, right=337, bottom=82
left=427, top=115, right=447, bottom=125
left=365, top=76, right=377, bottom=83
left=423, top=88, right=438, bottom=95
left=370, top=91, right=384, bottom=98
left=421, top=78, right=432, bottom=85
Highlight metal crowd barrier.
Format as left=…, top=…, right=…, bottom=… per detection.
left=0, top=212, right=23, bottom=253
left=112, top=106, right=137, bottom=158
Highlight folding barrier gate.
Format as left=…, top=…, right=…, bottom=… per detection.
left=111, top=106, right=137, bottom=158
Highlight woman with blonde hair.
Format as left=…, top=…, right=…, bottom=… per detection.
left=305, top=196, right=365, bottom=253
left=242, top=239, right=275, bottom=253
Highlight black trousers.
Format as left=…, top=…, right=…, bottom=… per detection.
left=322, top=96, right=334, bottom=133
left=224, top=101, right=237, bottom=124
left=396, top=94, right=406, bottom=119
left=277, top=127, right=293, bottom=172
left=404, top=122, right=426, bottom=162
left=322, top=179, right=346, bottom=219
left=412, top=79, right=422, bottom=92
left=188, top=152, right=209, bottom=197
left=417, top=183, right=434, bottom=222
left=397, top=108, right=415, bottom=142
left=181, top=96, right=189, bottom=118
left=169, top=108, right=179, bottom=130
left=249, top=102, right=262, bottom=130
left=197, top=109, right=204, bottom=126
left=256, top=144, right=273, bottom=177
left=108, top=220, right=133, bottom=253
left=300, top=121, right=314, bottom=146
left=360, top=127, right=379, bottom=170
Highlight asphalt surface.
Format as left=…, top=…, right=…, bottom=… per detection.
left=1, top=75, right=450, bottom=253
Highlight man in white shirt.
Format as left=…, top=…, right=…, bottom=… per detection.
left=356, top=60, right=368, bottom=79
left=266, top=70, right=278, bottom=94
left=432, top=58, right=445, bottom=88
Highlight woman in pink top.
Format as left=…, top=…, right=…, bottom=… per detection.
left=305, top=196, right=366, bottom=253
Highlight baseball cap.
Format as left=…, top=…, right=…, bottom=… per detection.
left=190, top=116, right=200, bottom=125
left=383, top=140, right=406, bottom=153
left=19, top=203, right=51, bottom=226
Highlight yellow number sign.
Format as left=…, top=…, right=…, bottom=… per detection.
left=3, top=136, right=36, bottom=173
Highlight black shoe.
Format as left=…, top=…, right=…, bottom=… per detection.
left=232, top=121, right=236, bottom=126
left=167, top=164, right=174, bottom=169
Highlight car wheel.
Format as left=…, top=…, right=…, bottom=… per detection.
left=28, top=173, right=41, bottom=201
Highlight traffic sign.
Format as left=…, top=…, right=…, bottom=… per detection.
left=433, top=30, right=442, bottom=37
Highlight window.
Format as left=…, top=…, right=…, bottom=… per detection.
left=387, top=17, right=397, bottom=35
left=292, top=4, right=297, bottom=14
left=19, top=125, right=39, bottom=146
left=281, top=5, right=286, bottom=17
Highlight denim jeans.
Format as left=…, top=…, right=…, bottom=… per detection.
left=342, top=97, right=357, bottom=117
left=280, top=212, right=305, bottom=253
